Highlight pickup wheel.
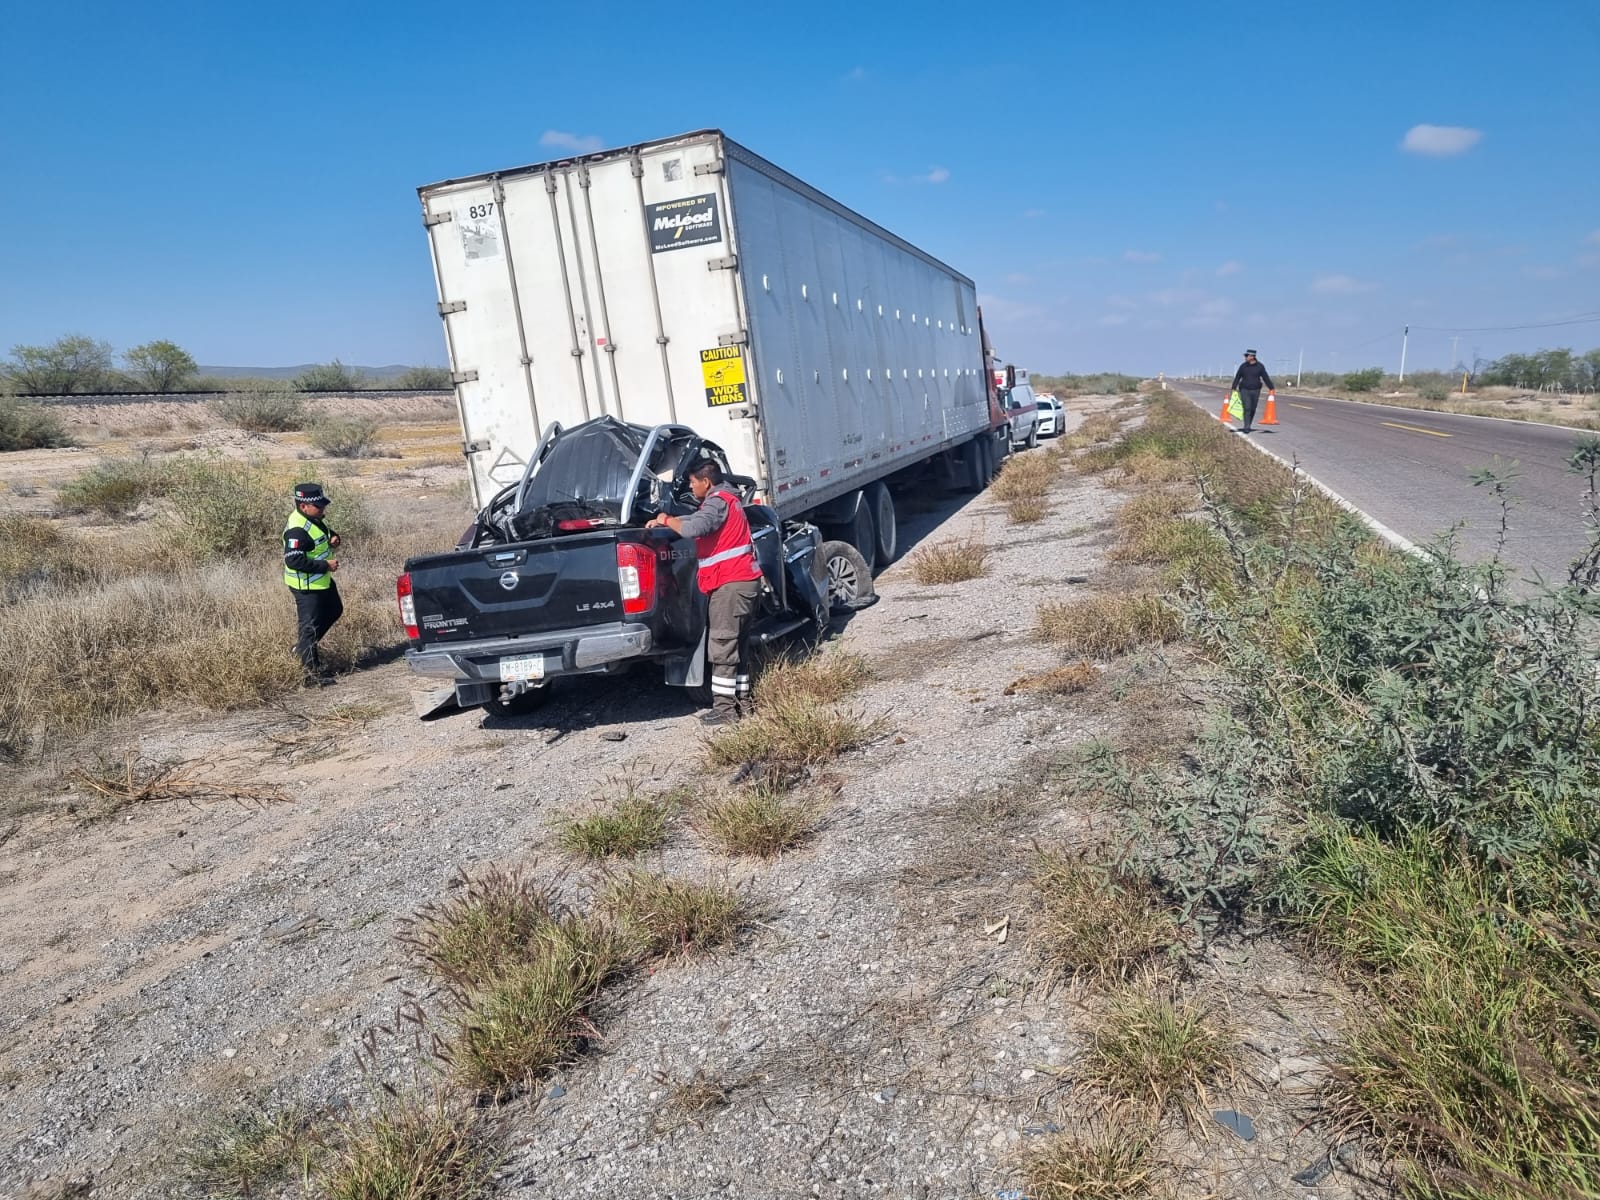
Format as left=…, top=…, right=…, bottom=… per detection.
left=1026, top=424, right=1040, bottom=450
left=867, top=481, right=897, bottom=564
left=815, top=539, right=877, bottom=611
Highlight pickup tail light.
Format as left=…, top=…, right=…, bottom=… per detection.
left=557, top=517, right=602, bottom=531
left=615, top=542, right=656, bottom=615
left=396, top=572, right=419, bottom=639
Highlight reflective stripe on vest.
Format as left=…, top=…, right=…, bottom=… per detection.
left=694, top=489, right=764, bottom=593
left=283, top=510, right=333, bottom=591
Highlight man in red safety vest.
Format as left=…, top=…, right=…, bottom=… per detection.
left=646, top=459, right=764, bottom=725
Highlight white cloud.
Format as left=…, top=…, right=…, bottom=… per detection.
left=1216, top=260, right=1243, bottom=277
left=1311, top=273, right=1379, bottom=295
left=1401, top=124, right=1483, bottom=157
left=844, top=65, right=867, bottom=82
left=540, top=130, right=603, bottom=154
left=1022, top=208, right=1046, bottom=219
left=1181, top=297, right=1236, bottom=328
left=1124, top=249, right=1162, bottom=263
left=921, top=166, right=951, bottom=184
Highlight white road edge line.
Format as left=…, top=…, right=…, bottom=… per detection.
left=1190, top=382, right=1593, bottom=434
left=1174, top=391, right=1423, bottom=558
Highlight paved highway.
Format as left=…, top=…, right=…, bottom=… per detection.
left=1172, top=382, right=1599, bottom=585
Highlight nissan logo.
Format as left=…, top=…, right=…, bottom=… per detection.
left=498, top=571, right=519, bottom=592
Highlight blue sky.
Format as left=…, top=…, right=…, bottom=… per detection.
left=2, top=0, right=1596, bottom=377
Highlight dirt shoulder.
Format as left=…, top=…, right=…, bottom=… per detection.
left=2, top=398, right=1369, bottom=1199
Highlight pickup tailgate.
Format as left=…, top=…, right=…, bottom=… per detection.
left=406, top=534, right=624, bottom=645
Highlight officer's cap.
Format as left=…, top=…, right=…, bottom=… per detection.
left=294, top=482, right=331, bottom=506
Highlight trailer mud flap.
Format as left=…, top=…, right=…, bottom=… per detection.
left=410, top=680, right=462, bottom=720
left=664, top=624, right=708, bottom=688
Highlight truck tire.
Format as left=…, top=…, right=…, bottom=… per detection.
left=867, top=481, right=897, bottom=564
left=849, top=499, right=878, bottom=573
left=815, top=539, right=877, bottom=611
left=1026, top=423, right=1040, bottom=450
left=965, top=436, right=987, bottom=493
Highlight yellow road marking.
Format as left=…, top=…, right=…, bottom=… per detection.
left=1380, top=420, right=1452, bottom=439
left=1289, top=402, right=1315, bottom=411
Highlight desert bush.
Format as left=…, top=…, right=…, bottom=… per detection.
left=1007, top=495, right=1048, bottom=523
left=57, top=455, right=173, bottom=517
left=296, top=360, right=359, bottom=392
left=559, top=788, right=676, bottom=860
left=1022, top=1123, right=1158, bottom=1200
left=1033, top=850, right=1175, bottom=984
left=1036, top=595, right=1179, bottom=657
left=704, top=694, right=881, bottom=769
left=180, top=1098, right=325, bottom=1198
left=0, top=394, right=73, bottom=450
left=991, top=452, right=1060, bottom=502
left=211, top=391, right=307, bottom=432
left=319, top=1095, right=497, bottom=1200
left=1342, top=367, right=1384, bottom=392
left=162, top=456, right=283, bottom=558
left=0, top=515, right=94, bottom=598
left=309, top=416, right=383, bottom=458
left=391, top=365, right=453, bottom=389
left=906, top=537, right=989, bottom=584
left=601, top=870, right=745, bottom=958
left=1082, top=985, right=1235, bottom=1120
left=1003, top=662, right=1099, bottom=696
left=754, top=648, right=872, bottom=707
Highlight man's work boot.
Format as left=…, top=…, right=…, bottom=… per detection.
left=699, top=703, right=738, bottom=727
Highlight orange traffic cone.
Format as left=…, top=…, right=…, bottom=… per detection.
left=1219, top=394, right=1230, bottom=422
left=1260, top=392, right=1279, bottom=426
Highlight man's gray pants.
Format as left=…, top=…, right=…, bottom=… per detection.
left=1239, top=388, right=1261, bottom=430
left=708, top=578, right=763, bottom=710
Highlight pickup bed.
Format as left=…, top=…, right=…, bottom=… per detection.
left=399, top=416, right=830, bottom=715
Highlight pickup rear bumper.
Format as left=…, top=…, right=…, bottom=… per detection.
left=406, top=622, right=655, bottom=702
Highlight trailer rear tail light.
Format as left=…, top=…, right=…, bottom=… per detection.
left=396, top=572, right=419, bottom=639
left=615, top=543, right=656, bottom=615
left=557, top=518, right=602, bottom=531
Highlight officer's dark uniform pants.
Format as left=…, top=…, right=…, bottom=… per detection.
left=291, top=584, right=344, bottom=674
left=707, top=578, right=762, bottom=710
left=1239, top=388, right=1261, bottom=430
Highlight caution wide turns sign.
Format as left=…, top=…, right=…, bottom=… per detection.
left=700, top=346, right=747, bottom=408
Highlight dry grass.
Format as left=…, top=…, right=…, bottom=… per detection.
left=991, top=452, right=1061, bottom=502
left=320, top=1095, right=497, bottom=1200
left=1004, top=662, right=1100, bottom=697
left=1007, top=495, right=1050, bottom=524
left=558, top=788, right=676, bottom=860
left=1115, top=490, right=1189, bottom=528
left=400, top=867, right=564, bottom=992
left=754, top=648, right=873, bottom=707
left=601, top=870, right=745, bottom=959
left=180, top=1099, right=325, bottom=1198
left=906, top=537, right=990, bottom=584
left=70, top=754, right=289, bottom=822
left=1056, top=412, right=1124, bottom=452
left=1037, top=595, right=1180, bottom=658
left=0, top=514, right=94, bottom=598
left=1082, top=984, right=1235, bottom=1121
left=1032, top=850, right=1175, bottom=985
left=704, top=694, right=881, bottom=770
left=1021, top=1121, right=1159, bottom=1200
left=444, top=917, right=630, bottom=1097
left=698, top=784, right=822, bottom=858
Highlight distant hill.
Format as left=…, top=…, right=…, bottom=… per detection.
left=198, top=364, right=434, bottom=380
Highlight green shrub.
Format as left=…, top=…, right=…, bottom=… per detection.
left=162, top=457, right=283, bottom=558
left=1342, top=367, right=1384, bottom=392
left=309, top=416, right=382, bottom=458
left=0, top=394, right=73, bottom=450
left=211, top=391, right=307, bottom=432
left=390, top=365, right=453, bottom=389
left=57, top=456, right=174, bottom=517
left=296, top=360, right=359, bottom=392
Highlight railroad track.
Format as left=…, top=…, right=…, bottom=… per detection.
left=17, top=389, right=455, bottom=407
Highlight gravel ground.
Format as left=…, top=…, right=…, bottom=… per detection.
left=1, top=398, right=1377, bottom=1199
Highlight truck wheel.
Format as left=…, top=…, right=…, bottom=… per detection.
left=965, top=436, right=987, bottom=493
left=816, top=540, right=877, bottom=611
left=849, top=500, right=878, bottom=572
left=867, top=481, right=897, bottom=564
left=1026, top=424, right=1040, bottom=450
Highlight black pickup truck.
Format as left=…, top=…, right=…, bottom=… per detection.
left=398, top=417, right=836, bottom=715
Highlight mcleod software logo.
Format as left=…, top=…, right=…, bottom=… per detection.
left=645, top=193, right=722, bottom=253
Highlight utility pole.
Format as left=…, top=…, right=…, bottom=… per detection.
left=1399, top=325, right=1409, bottom=384
left=1296, top=347, right=1303, bottom=386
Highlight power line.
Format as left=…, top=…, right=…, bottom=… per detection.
left=1409, top=312, right=1600, bottom=334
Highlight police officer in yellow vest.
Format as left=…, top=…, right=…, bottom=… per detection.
left=284, top=482, right=343, bottom=684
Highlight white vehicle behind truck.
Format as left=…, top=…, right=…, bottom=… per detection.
left=403, top=130, right=1012, bottom=712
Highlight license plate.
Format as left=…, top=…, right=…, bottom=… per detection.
left=498, top=654, right=545, bottom=682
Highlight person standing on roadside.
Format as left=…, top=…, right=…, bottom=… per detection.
left=1229, top=349, right=1276, bottom=434
left=646, top=460, right=764, bottom=725
left=283, top=482, right=343, bottom=685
